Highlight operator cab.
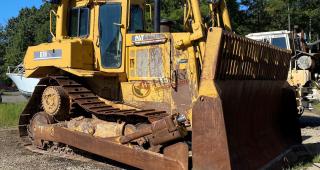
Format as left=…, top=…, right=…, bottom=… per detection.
left=25, top=0, right=183, bottom=78
left=63, top=0, right=152, bottom=70
left=246, top=30, right=292, bottom=50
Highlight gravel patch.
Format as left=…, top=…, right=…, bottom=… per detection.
left=0, top=129, right=125, bottom=170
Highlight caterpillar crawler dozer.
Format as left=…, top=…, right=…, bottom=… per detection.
left=20, top=0, right=301, bottom=169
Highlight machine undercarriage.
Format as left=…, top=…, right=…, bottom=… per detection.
left=19, top=76, right=191, bottom=169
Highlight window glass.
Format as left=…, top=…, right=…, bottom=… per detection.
left=69, top=9, right=79, bottom=37
left=79, top=8, right=89, bottom=36
left=69, top=8, right=89, bottom=37
left=129, top=5, right=144, bottom=33
left=271, top=37, right=287, bottom=49
left=99, top=4, right=122, bottom=68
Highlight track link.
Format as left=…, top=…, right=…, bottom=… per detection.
left=51, top=76, right=168, bottom=122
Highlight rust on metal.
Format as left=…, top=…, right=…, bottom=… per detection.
left=120, top=114, right=187, bottom=146
left=192, top=28, right=301, bottom=169
left=217, top=31, right=291, bottom=80
left=164, top=142, right=189, bottom=170
left=192, top=96, right=232, bottom=170
left=34, top=125, right=187, bottom=170
left=120, top=127, right=152, bottom=144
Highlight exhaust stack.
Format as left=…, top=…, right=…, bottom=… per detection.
left=154, top=0, right=161, bottom=32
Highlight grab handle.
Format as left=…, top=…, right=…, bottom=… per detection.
left=50, top=10, right=57, bottom=39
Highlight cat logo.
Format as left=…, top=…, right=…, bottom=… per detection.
left=132, top=81, right=151, bottom=98
left=133, top=35, right=145, bottom=41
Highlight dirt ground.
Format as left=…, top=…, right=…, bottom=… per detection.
left=297, top=111, right=320, bottom=169
left=0, top=112, right=320, bottom=170
left=300, top=111, right=320, bottom=150
left=0, top=129, right=126, bottom=170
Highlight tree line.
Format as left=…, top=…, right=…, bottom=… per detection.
left=0, top=3, right=52, bottom=83
left=0, top=0, right=320, bottom=84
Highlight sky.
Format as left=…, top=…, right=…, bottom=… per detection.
left=0, top=0, right=42, bottom=25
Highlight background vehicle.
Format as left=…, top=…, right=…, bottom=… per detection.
left=19, top=0, right=301, bottom=169
left=6, top=64, right=40, bottom=97
left=247, top=30, right=320, bottom=115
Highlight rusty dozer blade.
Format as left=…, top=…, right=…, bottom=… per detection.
left=192, top=28, right=302, bottom=169
left=32, top=125, right=189, bottom=170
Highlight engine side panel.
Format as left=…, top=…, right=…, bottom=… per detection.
left=24, top=39, right=94, bottom=78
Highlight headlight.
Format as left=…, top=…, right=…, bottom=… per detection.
left=297, top=55, right=313, bottom=70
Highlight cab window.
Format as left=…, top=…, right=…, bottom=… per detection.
left=128, top=5, right=144, bottom=33
left=99, top=3, right=122, bottom=68
left=271, top=37, right=288, bottom=49
left=69, top=8, right=90, bottom=37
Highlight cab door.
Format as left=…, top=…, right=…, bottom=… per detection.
left=96, top=1, right=128, bottom=73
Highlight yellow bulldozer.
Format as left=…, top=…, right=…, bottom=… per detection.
left=19, top=0, right=302, bottom=169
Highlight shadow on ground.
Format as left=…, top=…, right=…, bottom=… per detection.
left=300, top=116, right=320, bottom=128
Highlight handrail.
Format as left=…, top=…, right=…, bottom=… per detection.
left=146, top=4, right=152, bottom=21
left=127, top=0, right=131, bottom=29
left=50, top=10, right=57, bottom=39
left=307, top=40, right=320, bottom=47
left=7, top=64, right=25, bottom=74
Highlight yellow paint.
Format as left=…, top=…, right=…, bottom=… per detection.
left=121, top=82, right=171, bottom=103
left=288, top=69, right=311, bottom=86
left=24, top=39, right=94, bottom=77
left=24, top=0, right=236, bottom=124
left=198, top=28, right=223, bottom=98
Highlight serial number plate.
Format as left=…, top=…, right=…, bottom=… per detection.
left=34, top=49, right=62, bottom=60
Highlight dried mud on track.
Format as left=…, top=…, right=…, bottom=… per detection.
left=0, top=129, right=125, bottom=170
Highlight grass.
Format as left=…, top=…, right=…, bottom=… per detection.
left=313, top=154, right=320, bottom=163
left=313, top=103, right=320, bottom=112
left=0, top=103, right=26, bottom=128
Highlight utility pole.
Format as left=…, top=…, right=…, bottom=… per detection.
left=309, top=18, right=312, bottom=42
left=317, top=34, right=319, bottom=51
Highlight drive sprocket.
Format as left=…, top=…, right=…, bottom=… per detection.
left=42, top=86, right=70, bottom=120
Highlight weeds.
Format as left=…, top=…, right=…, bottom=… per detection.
left=0, top=103, right=26, bottom=128
left=291, top=154, right=320, bottom=170
left=312, top=154, right=320, bottom=163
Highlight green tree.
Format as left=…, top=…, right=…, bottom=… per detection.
left=154, top=0, right=242, bottom=32
left=239, top=0, right=271, bottom=34
left=265, top=0, right=320, bottom=41
left=1, top=3, right=53, bottom=82
left=0, top=25, right=7, bottom=81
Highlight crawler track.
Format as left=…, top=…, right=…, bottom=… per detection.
left=51, top=76, right=168, bottom=122
left=18, top=76, right=169, bottom=159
